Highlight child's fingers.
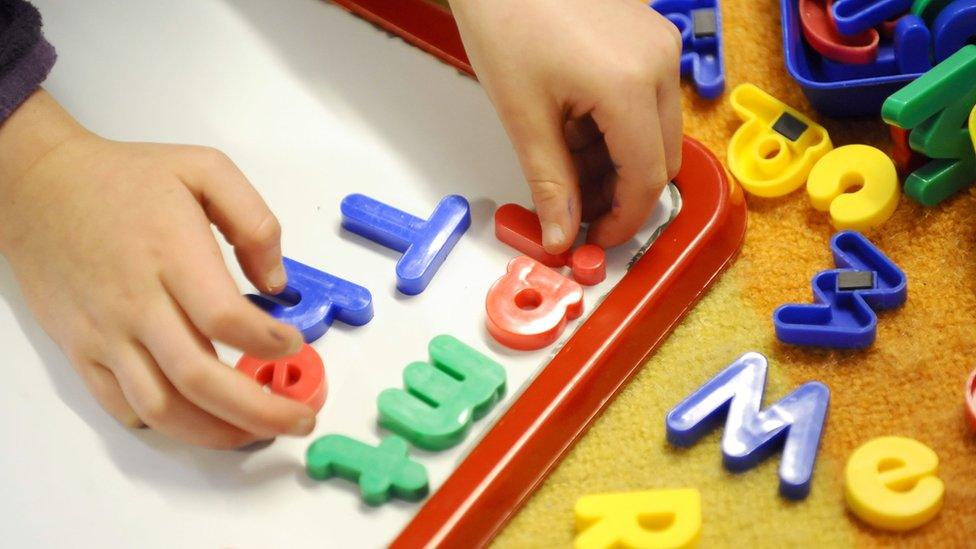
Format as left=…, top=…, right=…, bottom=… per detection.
left=76, top=360, right=142, bottom=428
left=657, top=70, right=683, bottom=180
left=501, top=93, right=582, bottom=254
left=175, top=146, right=287, bottom=295
left=572, top=140, right=614, bottom=222
left=580, top=176, right=613, bottom=223
left=160, top=218, right=303, bottom=360
left=564, top=116, right=601, bottom=151
left=109, top=344, right=258, bottom=449
left=588, top=91, right=669, bottom=247
left=138, top=300, right=316, bottom=439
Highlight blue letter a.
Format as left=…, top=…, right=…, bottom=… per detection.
left=666, top=352, right=830, bottom=500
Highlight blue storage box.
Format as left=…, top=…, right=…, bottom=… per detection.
left=780, top=0, right=923, bottom=117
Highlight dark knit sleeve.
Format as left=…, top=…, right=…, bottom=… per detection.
left=0, top=0, right=55, bottom=122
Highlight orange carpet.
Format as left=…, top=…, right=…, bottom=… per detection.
left=480, top=0, right=976, bottom=545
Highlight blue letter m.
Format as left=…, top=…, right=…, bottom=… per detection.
left=665, top=352, right=830, bottom=499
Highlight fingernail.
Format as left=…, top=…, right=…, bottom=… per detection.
left=235, top=438, right=276, bottom=452
left=542, top=222, right=565, bottom=249
left=267, top=263, right=287, bottom=292
left=290, top=415, right=315, bottom=436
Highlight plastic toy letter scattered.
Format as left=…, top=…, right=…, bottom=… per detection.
left=727, top=84, right=832, bottom=197
left=377, top=335, right=506, bottom=450
left=806, top=145, right=899, bottom=230
left=844, top=436, right=945, bottom=531
left=774, top=231, right=907, bottom=348
left=236, top=344, right=327, bottom=412
left=306, top=435, right=429, bottom=506
left=247, top=257, right=373, bottom=343
left=485, top=256, right=585, bottom=350
left=650, top=0, right=726, bottom=99
left=882, top=45, right=976, bottom=206
left=574, top=489, right=702, bottom=549
left=341, top=193, right=471, bottom=295
left=666, top=352, right=830, bottom=500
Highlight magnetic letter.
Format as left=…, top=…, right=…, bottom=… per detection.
left=844, top=436, right=944, bottom=531
left=494, top=203, right=570, bottom=267
left=666, top=352, right=830, bottom=499
left=574, top=489, right=701, bottom=549
left=727, top=84, right=833, bottom=197
left=247, top=257, right=373, bottom=343
left=485, top=256, right=584, bottom=350
left=377, top=335, right=506, bottom=450
left=236, top=344, right=327, bottom=412
left=774, top=231, right=907, bottom=348
left=341, top=193, right=470, bottom=295
left=806, top=145, right=899, bottom=231
left=882, top=46, right=976, bottom=206
left=306, top=434, right=429, bottom=505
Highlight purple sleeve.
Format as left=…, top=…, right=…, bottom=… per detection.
left=0, top=0, right=55, bottom=123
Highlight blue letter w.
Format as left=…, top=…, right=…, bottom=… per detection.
left=665, top=352, right=830, bottom=500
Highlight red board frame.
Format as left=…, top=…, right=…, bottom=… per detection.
left=329, top=2, right=747, bottom=547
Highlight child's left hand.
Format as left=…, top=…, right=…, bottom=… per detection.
left=450, top=0, right=683, bottom=254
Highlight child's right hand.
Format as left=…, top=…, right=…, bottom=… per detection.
left=0, top=90, right=315, bottom=449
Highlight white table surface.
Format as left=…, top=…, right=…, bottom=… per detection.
left=1, top=1, right=679, bottom=546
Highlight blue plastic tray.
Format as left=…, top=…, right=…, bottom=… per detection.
left=780, top=0, right=923, bottom=117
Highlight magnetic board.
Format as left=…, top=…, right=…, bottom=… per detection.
left=0, top=1, right=745, bottom=547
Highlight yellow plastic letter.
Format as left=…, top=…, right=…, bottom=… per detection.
left=574, top=489, right=701, bottom=549
left=844, top=436, right=945, bottom=531
left=969, top=103, right=975, bottom=155
left=727, top=83, right=833, bottom=197
left=806, top=145, right=899, bottom=231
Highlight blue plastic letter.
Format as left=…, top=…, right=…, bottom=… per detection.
left=831, top=0, right=913, bottom=35
left=773, top=231, right=907, bottom=348
left=666, top=352, right=830, bottom=500
left=651, top=0, right=726, bottom=99
left=932, top=0, right=976, bottom=63
left=820, top=16, right=932, bottom=80
left=341, top=194, right=471, bottom=295
left=247, top=257, right=373, bottom=343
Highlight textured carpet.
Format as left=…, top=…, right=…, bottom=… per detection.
left=485, top=0, right=976, bottom=546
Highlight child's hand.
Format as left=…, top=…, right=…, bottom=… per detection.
left=0, top=91, right=314, bottom=449
left=451, top=0, right=683, bottom=253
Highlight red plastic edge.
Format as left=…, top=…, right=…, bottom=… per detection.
left=395, top=137, right=746, bottom=548
left=329, top=0, right=475, bottom=76
left=327, top=4, right=747, bottom=546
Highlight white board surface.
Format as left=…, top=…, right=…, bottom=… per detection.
left=0, top=1, right=680, bottom=547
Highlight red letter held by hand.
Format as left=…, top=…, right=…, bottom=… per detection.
left=486, top=256, right=584, bottom=350
left=236, top=344, right=327, bottom=412
left=494, top=204, right=571, bottom=267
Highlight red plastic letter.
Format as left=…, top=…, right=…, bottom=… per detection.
left=486, top=256, right=584, bottom=350
left=494, top=204, right=570, bottom=268
left=236, top=344, right=327, bottom=412
left=889, top=125, right=927, bottom=175
left=570, top=244, right=607, bottom=286
left=800, top=0, right=879, bottom=64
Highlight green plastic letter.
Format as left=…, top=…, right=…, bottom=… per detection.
left=306, top=435, right=428, bottom=505
left=882, top=46, right=976, bottom=206
left=378, top=335, right=507, bottom=450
